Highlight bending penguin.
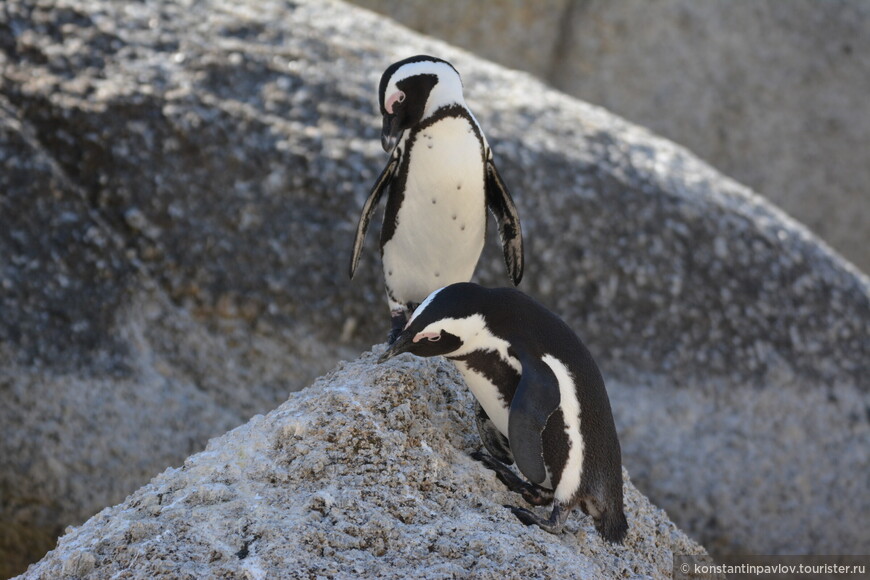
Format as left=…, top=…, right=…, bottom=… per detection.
left=349, top=55, right=524, bottom=343
left=379, top=283, right=628, bottom=544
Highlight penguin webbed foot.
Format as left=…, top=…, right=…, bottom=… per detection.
left=387, top=309, right=409, bottom=345
left=470, top=451, right=553, bottom=506
left=508, top=501, right=567, bottom=535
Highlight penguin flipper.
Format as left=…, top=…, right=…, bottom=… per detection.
left=349, top=157, right=397, bottom=279
left=507, top=352, right=561, bottom=486
left=484, top=155, right=524, bottom=285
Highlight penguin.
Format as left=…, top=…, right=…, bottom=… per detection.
left=349, top=55, right=524, bottom=343
left=378, top=283, right=628, bottom=544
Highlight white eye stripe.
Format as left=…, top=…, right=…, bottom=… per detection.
left=417, top=315, right=518, bottom=367
left=408, top=287, right=446, bottom=326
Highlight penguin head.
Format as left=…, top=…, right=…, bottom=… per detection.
left=378, top=55, right=465, bottom=152
left=378, top=283, right=491, bottom=362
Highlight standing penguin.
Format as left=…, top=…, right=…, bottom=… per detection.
left=349, top=55, right=523, bottom=343
left=378, top=283, right=628, bottom=544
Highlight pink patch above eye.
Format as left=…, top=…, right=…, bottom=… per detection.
left=385, top=90, right=406, bottom=114
left=413, top=331, right=440, bottom=343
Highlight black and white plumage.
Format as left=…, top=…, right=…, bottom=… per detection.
left=378, top=283, right=628, bottom=544
left=349, top=55, right=523, bottom=343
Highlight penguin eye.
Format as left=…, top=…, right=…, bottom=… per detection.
left=397, top=92, right=406, bottom=103
left=428, top=333, right=440, bottom=342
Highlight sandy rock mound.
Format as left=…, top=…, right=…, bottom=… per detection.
left=21, top=351, right=709, bottom=579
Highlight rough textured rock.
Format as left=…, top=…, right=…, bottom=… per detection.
left=352, top=0, right=870, bottom=273
left=0, top=0, right=867, bottom=574
left=20, top=352, right=712, bottom=580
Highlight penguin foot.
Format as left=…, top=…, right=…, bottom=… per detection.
left=507, top=501, right=567, bottom=535
left=474, top=403, right=514, bottom=465
left=471, top=451, right=553, bottom=506
left=387, top=309, right=409, bottom=344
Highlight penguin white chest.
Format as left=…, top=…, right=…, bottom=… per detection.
left=383, top=117, right=487, bottom=305
left=454, top=360, right=511, bottom=435
left=448, top=334, right=522, bottom=438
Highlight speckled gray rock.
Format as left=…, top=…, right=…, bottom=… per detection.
left=1, top=0, right=867, bottom=574
left=352, top=0, right=870, bottom=273
left=19, top=352, right=713, bottom=580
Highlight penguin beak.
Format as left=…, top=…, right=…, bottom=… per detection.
left=381, top=114, right=403, bottom=152
left=378, top=331, right=414, bottom=363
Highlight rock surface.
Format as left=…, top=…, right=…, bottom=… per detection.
left=352, top=0, right=870, bottom=273
left=0, top=0, right=867, bottom=574
left=19, top=352, right=711, bottom=580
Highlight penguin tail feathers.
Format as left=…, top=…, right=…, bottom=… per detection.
left=595, top=509, right=628, bottom=544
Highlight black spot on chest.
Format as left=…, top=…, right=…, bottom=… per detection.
left=450, top=349, right=521, bottom=405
